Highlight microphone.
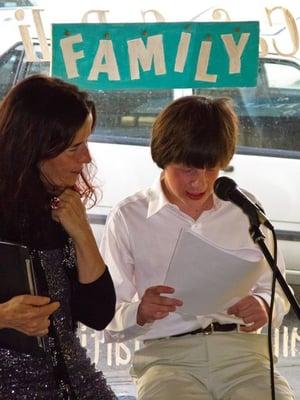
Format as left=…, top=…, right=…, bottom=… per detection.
left=214, top=176, right=273, bottom=230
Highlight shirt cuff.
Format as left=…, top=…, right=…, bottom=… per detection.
left=253, top=293, right=287, bottom=328
left=253, top=293, right=270, bottom=308
left=122, top=300, right=153, bottom=334
left=104, top=300, right=153, bottom=342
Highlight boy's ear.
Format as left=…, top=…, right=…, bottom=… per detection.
left=221, top=164, right=234, bottom=172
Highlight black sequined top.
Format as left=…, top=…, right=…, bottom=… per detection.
left=0, top=208, right=117, bottom=400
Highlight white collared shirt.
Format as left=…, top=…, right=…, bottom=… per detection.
left=100, top=176, right=289, bottom=342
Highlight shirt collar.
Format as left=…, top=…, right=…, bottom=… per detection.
left=147, top=174, right=169, bottom=218
left=147, top=173, right=223, bottom=219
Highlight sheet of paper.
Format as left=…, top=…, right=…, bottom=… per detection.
left=164, top=229, right=264, bottom=316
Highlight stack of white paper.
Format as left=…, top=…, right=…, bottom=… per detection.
left=164, top=228, right=264, bottom=316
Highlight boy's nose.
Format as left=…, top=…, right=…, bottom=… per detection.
left=190, top=170, right=206, bottom=187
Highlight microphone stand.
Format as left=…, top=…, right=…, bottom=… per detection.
left=248, top=213, right=300, bottom=320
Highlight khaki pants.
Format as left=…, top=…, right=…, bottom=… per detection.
left=130, top=333, right=294, bottom=400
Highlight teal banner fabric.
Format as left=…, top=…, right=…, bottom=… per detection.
left=52, top=21, right=259, bottom=90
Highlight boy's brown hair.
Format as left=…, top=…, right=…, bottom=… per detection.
left=151, top=95, right=239, bottom=169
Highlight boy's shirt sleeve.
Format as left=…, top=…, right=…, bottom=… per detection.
left=100, top=208, right=152, bottom=342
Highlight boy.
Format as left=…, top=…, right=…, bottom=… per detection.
left=101, top=96, right=294, bottom=400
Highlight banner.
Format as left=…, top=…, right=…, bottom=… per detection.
left=52, top=21, right=259, bottom=90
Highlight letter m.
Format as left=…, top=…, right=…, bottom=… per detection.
left=127, top=34, right=166, bottom=80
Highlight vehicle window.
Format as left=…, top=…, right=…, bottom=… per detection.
left=23, top=58, right=50, bottom=77
left=265, top=62, right=300, bottom=89
left=9, top=42, right=173, bottom=146
left=17, top=43, right=51, bottom=78
left=0, top=0, right=34, bottom=7
left=193, top=60, right=300, bottom=154
left=89, top=89, right=173, bottom=145
left=0, top=44, right=23, bottom=99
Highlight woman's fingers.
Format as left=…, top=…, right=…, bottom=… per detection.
left=2, top=295, right=60, bottom=337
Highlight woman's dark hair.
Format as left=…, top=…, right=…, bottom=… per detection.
left=0, top=74, right=97, bottom=228
left=151, top=95, right=239, bottom=169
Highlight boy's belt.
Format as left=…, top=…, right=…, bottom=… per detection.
left=170, top=322, right=240, bottom=337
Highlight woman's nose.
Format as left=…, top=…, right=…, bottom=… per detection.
left=79, top=144, right=92, bottom=164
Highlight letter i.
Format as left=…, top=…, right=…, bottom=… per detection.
left=15, top=9, right=37, bottom=62
left=174, top=32, right=191, bottom=73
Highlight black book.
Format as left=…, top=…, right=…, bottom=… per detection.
left=0, top=240, right=45, bottom=354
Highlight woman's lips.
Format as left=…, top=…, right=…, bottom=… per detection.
left=186, top=191, right=205, bottom=200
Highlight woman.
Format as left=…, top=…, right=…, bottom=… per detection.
left=0, top=75, right=117, bottom=399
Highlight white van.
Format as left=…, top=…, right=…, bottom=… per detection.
left=0, top=41, right=299, bottom=284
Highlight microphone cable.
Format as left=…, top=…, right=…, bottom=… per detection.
left=267, top=226, right=278, bottom=400
left=254, top=201, right=276, bottom=399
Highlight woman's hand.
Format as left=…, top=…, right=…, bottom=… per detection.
left=51, top=188, right=106, bottom=283
left=51, top=188, right=91, bottom=242
left=0, top=295, right=60, bottom=336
